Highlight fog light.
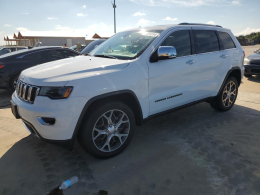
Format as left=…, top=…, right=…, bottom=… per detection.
left=38, top=117, right=56, bottom=125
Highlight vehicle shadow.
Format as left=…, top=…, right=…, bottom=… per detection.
left=246, top=75, right=260, bottom=83
left=0, top=89, right=12, bottom=109
left=1, top=102, right=260, bottom=195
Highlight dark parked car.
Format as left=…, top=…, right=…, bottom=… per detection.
left=80, top=39, right=106, bottom=55
left=0, top=46, right=28, bottom=56
left=70, top=45, right=86, bottom=52
left=244, top=49, right=260, bottom=77
left=0, top=46, right=80, bottom=90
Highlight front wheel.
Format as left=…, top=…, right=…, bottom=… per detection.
left=210, top=77, right=238, bottom=112
left=78, top=102, right=135, bottom=159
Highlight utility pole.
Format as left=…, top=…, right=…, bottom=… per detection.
left=112, top=0, right=116, bottom=33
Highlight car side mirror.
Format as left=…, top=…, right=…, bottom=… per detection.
left=158, top=46, right=177, bottom=60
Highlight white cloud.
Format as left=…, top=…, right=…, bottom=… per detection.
left=53, top=22, right=114, bottom=39
left=232, top=1, right=240, bottom=4
left=47, top=17, right=57, bottom=20
left=207, top=21, right=215, bottom=25
left=236, top=27, right=260, bottom=36
left=55, top=25, right=71, bottom=30
left=4, top=24, right=11, bottom=27
left=129, top=0, right=241, bottom=7
left=163, top=17, right=177, bottom=21
left=137, top=18, right=155, bottom=26
left=133, top=11, right=146, bottom=16
left=22, top=13, right=29, bottom=14
left=77, top=13, right=87, bottom=17
left=16, top=27, right=30, bottom=32
left=82, top=5, right=86, bottom=8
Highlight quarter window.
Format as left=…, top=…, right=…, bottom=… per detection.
left=193, top=30, right=219, bottom=54
left=161, top=30, right=191, bottom=57
left=218, top=31, right=236, bottom=50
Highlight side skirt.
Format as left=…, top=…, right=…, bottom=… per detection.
left=142, top=97, right=215, bottom=125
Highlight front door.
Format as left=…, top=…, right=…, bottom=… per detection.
left=148, top=29, right=199, bottom=115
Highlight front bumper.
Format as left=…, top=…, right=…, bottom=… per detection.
left=244, top=64, right=260, bottom=75
left=11, top=91, right=87, bottom=142
left=22, top=119, right=73, bottom=148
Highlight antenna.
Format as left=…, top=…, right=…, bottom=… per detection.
left=111, top=0, right=116, bottom=33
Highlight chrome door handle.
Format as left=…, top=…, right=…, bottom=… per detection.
left=186, top=60, right=196, bottom=65
left=220, top=54, right=228, bottom=58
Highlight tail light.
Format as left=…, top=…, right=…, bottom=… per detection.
left=0, top=65, right=4, bottom=69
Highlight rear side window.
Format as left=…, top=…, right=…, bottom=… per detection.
left=46, top=50, right=65, bottom=61
left=193, top=30, right=219, bottom=54
left=161, top=30, right=191, bottom=57
left=218, top=31, right=236, bottom=50
left=60, top=50, right=78, bottom=58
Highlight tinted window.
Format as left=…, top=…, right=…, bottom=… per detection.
left=194, top=30, right=219, bottom=54
left=161, top=30, right=191, bottom=57
left=0, top=48, right=11, bottom=55
left=218, top=31, right=236, bottom=50
left=61, top=50, right=78, bottom=58
left=46, top=50, right=65, bottom=61
left=10, top=48, right=17, bottom=52
left=23, top=52, right=43, bottom=60
left=81, top=40, right=106, bottom=54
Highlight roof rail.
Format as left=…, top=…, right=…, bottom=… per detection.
left=178, top=23, right=222, bottom=28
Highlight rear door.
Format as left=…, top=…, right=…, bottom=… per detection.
left=192, top=29, right=226, bottom=99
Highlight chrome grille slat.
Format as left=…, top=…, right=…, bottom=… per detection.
left=27, top=86, right=33, bottom=101
left=22, top=84, right=27, bottom=99
left=15, top=80, right=40, bottom=104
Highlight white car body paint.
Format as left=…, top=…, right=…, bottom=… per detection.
left=12, top=24, right=244, bottom=141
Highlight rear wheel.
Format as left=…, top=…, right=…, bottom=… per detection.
left=210, top=77, right=238, bottom=112
left=78, top=102, right=135, bottom=159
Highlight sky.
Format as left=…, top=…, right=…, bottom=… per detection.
left=0, top=0, right=259, bottom=46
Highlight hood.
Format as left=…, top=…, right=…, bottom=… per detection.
left=247, top=53, right=260, bottom=65
left=21, top=56, right=129, bottom=86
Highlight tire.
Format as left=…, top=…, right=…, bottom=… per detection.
left=244, top=74, right=252, bottom=78
left=9, top=74, right=19, bottom=91
left=78, top=101, right=136, bottom=159
left=210, top=77, right=238, bottom=112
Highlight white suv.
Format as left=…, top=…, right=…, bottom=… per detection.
left=11, top=23, right=244, bottom=158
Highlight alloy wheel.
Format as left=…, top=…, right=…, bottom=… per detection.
left=222, top=80, right=237, bottom=108
left=92, top=109, right=130, bottom=152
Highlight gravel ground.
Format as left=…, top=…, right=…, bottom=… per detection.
left=0, top=45, right=260, bottom=195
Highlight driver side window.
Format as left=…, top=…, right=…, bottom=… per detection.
left=161, top=30, right=191, bottom=57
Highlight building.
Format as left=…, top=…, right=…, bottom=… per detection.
left=3, top=31, right=113, bottom=47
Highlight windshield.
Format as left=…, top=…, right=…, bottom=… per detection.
left=89, top=29, right=163, bottom=60
left=70, top=45, right=77, bottom=50
left=81, top=39, right=106, bottom=54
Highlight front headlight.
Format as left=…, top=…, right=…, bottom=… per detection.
left=244, top=58, right=250, bottom=65
left=39, top=86, right=73, bottom=99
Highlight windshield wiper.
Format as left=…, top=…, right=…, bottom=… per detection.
left=94, top=54, right=117, bottom=59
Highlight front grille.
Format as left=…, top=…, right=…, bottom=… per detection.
left=16, top=80, right=40, bottom=104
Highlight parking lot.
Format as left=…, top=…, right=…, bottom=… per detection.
left=1, top=45, right=260, bottom=195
